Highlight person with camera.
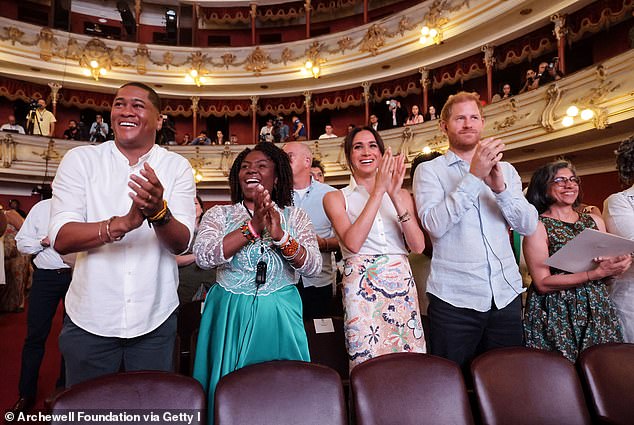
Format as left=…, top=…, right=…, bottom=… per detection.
left=1, top=114, right=25, bottom=134
left=520, top=69, right=539, bottom=94
left=275, top=115, right=290, bottom=143
left=291, top=116, right=307, bottom=141
left=89, top=114, right=109, bottom=143
left=63, top=120, right=81, bottom=141
left=26, top=99, right=56, bottom=137
left=259, top=119, right=275, bottom=143
left=538, top=58, right=563, bottom=86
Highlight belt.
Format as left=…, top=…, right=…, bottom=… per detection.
left=35, top=267, right=72, bottom=275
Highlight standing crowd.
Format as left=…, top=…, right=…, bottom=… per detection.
left=5, top=84, right=633, bottom=425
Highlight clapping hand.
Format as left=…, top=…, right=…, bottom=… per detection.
left=126, top=162, right=165, bottom=230
left=470, top=138, right=506, bottom=193
left=592, top=255, right=632, bottom=279
left=252, top=184, right=283, bottom=241
left=374, top=147, right=395, bottom=195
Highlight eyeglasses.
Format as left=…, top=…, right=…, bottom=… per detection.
left=551, top=176, right=581, bottom=186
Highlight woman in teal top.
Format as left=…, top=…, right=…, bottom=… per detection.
left=192, top=143, right=321, bottom=423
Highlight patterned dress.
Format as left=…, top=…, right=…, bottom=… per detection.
left=524, top=213, right=623, bottom=362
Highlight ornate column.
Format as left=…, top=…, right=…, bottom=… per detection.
left=250, top=3, right=257, bottom=45
left=250, top=96, right=259, bottom=143
left=361, top=81, right=371, bottom=124
left=482, top=44, right=495, bottom=104
left=192, top=3, right=198, bottom=47
left=363, top=0, right=368, bottom=24
left=134, top=0, right=142, bottom=43
left=304, top=0, right=312, bottom=39
left=419, top=67, right=430, bottom=114
left=304, top=91, right=312, bottom=138
left=191, top=96, right=200, bottom=136
left=551, top=13, right=568, bottom=74
left=48, top=81, right=62, bottom=118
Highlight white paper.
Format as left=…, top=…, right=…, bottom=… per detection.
left=313, top=318, right=335, bottom=334
left=544, top=228, right=634, bottom=273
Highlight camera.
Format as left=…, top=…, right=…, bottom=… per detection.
left=28, top=98, right=39, bottom=110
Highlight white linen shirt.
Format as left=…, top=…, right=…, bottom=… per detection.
left=49, top=141, right=196, bottom=338
left=16, top=199, right=68, bottom=270
left=340, top=176, right=408, bottom=259
left=413, top=150, right=538, bottom=312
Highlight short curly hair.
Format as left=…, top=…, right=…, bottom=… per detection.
left=616, top=135, right=634, bottom=186
left=526, top=159, right=582, bottom=214
left=228, top=143, right=294, bottom=208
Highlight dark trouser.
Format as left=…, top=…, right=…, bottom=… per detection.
left=427, top=294, right=523, bottom=370
left=18, top=268, right=71, bottom=398
left=59, top=311, right=177, bottom=387
left=297, top=281, right=333, bottom=320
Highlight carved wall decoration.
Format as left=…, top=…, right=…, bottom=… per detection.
left=38, top=28, right=56, bottom=61
left=360, top=24, right=386, bottom=56
left=65, top=38, right=82, bottom=60
left=492, top=112, right=531, bottom=131
left=245, top=47, right=269, bottom=76
left=221, top=52, right=236, bottom=69
left=135, top=45, right=149, bottom=74
left=569, top=64, right=620, bottom=130
left=0, top=26, right=24, bottom=45
left=540, top=83, right=562, bottom=132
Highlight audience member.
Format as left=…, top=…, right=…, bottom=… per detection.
left=213, top=130, right=225, bottom=145
left=520, top=69, right=538, bottom=93
left=492, top=83, right=513, bottom=102
left=180, top=133, right=191, bottom=145
left=9, top=199, right=27, bottom=218
left=426, top=105, right=439, bottom=121
left=310, top=159, right=325, bottom=183
left=191, top=130, right=211, bottom=145
left=318, top=124, right=337, bottom=139
left=229, top=134, right=239, bottom=144
left=603, top=135, right=634, bottom=343
left=405, top=105, right=424, bottom=126
left=0, top=208, right=31, bottom=313
left=324, top=127, right=426, bottom=369
left=10, top=196, right=71, bottom=415
left=347, top=123, right=356, bottom=134
left=291, top=115, right=307, bottom=141
left=49, top=82, right=196, bottom=387
left=369, top=114, right=380, bottom=131
left=413, top=91, right=538, bottom=369
left=524, top=160, right=628, bottom=361
left=275, top=115, right=290, bottom=143
left=26, top=99, right=56, bottom=137
left=1, top=114, right=25, bottom=134
left=192, top=143, right=321, bottom=417
left=62, top=120, right=81, bottom=141
left=89, top=114, right=109, bottom=143
left=283, top=142, right=338, bottom=319
left=385, top=99, right=406, bottom=129
left=259, top=119, right=274, bottom=143
left=176, top=194, right=214, bottom=304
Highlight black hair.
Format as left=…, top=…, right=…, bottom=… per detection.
left=343, top=126, right=385, bottom=169
left=311, top=159, right=325, bottom=174
left=410, top=151, right=443, bottom=180
left=526, top=159, right=582, bottom=214
left=616, top=135, right=634, bottom=186
left=195, top=194, right=205, bottom=224
left=228, top=143, right=294, bottom=208
left=117, top=82, right=161, bottom=112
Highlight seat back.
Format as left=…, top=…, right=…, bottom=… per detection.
left=579, top=343, right=634, bottom=425
left=215, top=360, right=346, bottom=425
left=177, top=300, right=203, bottom=375
left=351, top=352, right=474, bottom=425
left=304, top=317, right=349, bottom=381
left=51, top=371, right=206, bottom=424
left=471, top=347, right=591, bottom=425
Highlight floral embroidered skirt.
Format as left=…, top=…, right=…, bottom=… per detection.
left=342, top=254, right=426, bottom=370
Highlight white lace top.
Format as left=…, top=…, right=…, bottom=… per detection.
left=193, top=203, right=322, bottom=296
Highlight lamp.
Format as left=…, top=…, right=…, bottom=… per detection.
left=185, top=69, right=207, bottom=87
left=419, top=25, right=442, bottom=44
left=302, top=59, right=324, bottom=79
left=79, top=38, right=112, bottom=81
left=562, top=104, right=595, bottom=127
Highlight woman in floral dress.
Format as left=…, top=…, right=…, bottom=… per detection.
left=523, top=160, right=630, bottom=361
left=324, top=127, right=426, bottom=370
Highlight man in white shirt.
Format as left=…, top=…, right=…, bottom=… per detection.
left=369, top=114, right=380, bottom=131
left=49, top=82, right=196, bottom=387
left=1, top=114, right=25, bottom=134
left=283, top=142, right=338, bottom=319
left=10, top=197, right=71, bottom=415
left=318, top=124, right=337, bottom=140
left=259, top=119, right=274, bottom=143
left=26, top=99, right=56, bottom=137
left=413, top=91, right=537, bottom=369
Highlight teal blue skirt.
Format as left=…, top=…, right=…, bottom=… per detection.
left=192, top=284, right=310, bottom=424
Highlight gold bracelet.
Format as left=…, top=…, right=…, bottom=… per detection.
left=98, top=220, right=107, bottom=244
left=105, top=216, right=124, bottom=242
left=148, top=200, right=168, bottom=221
